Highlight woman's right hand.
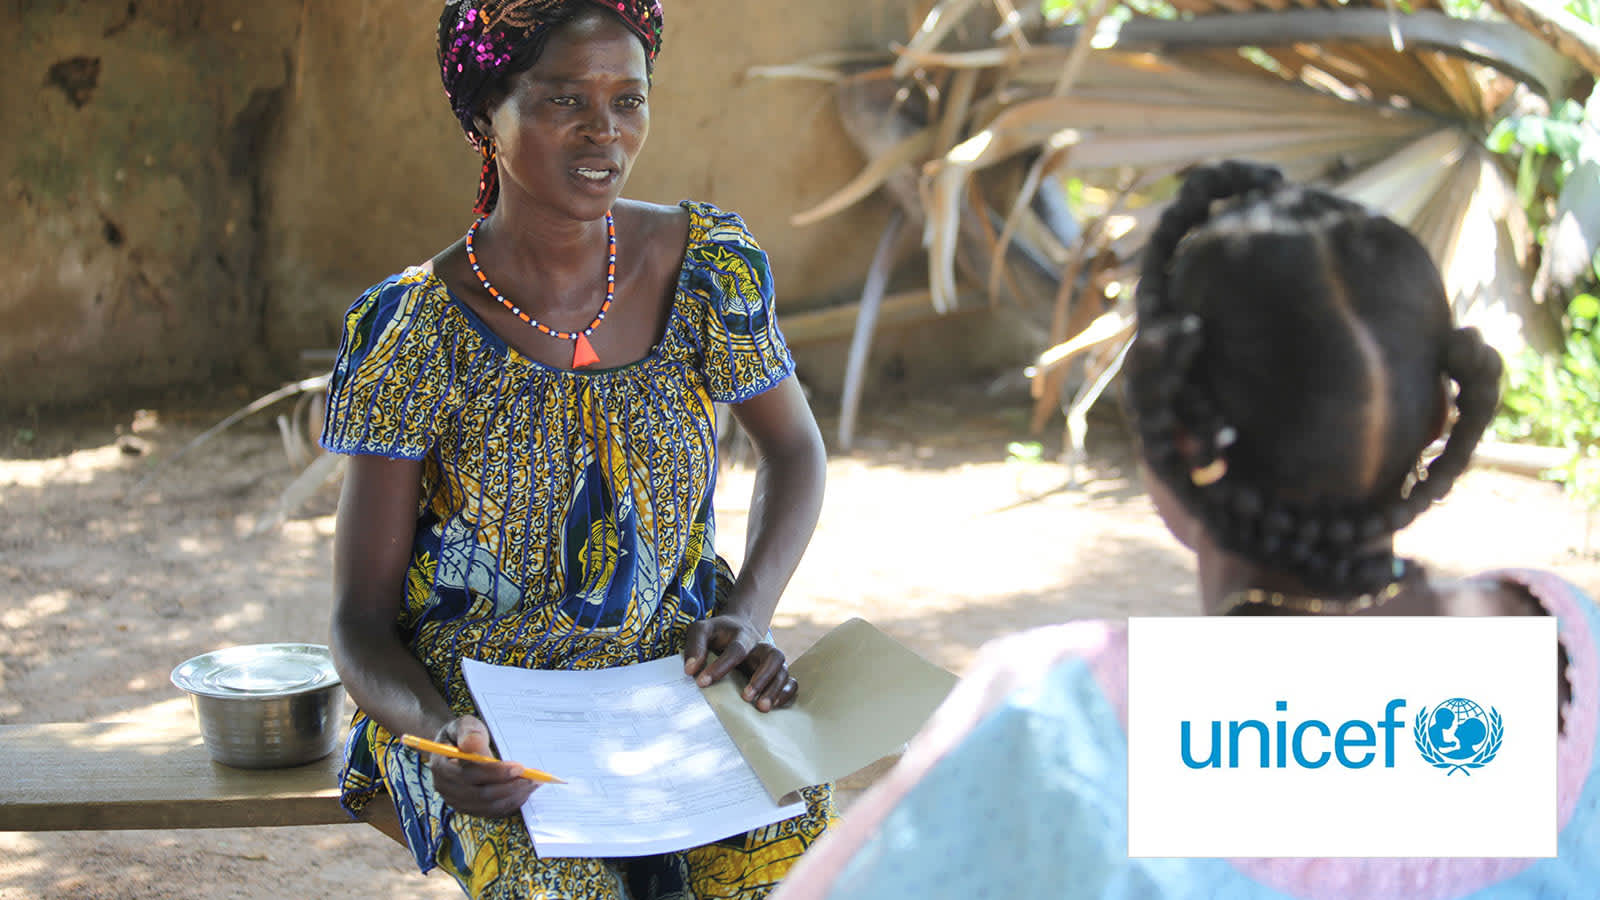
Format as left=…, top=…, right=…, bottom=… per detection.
left=425, top=716, right=539, bottom=817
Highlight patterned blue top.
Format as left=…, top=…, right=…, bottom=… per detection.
left=320, top=200, right=797, bottom=872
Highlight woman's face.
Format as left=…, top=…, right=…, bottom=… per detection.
left=479, top=10, right=650, bottom=221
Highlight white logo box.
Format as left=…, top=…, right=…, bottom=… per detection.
left=1127, top=616, right=1557, bottom=857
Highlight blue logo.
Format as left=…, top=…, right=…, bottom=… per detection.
left=1413, top=698, right=1503, bottom=776
left=1179, top=700, right=1409, bottom=769
left=1177, top=699, right=1507, bottom=773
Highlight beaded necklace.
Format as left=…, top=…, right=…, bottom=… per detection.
left=1219, top=559, right=1420, bottom=616
left=464, top=211, right=615, bottom=369
left=1219, top=580, right=1408, bottom=616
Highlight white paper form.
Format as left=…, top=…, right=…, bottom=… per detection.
left=460, top=656, right=807, bottom=858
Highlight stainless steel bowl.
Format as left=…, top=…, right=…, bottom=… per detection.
left=171, top=643, right=345, bottom=769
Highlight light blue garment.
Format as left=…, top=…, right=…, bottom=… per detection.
left=827, top=654, right=1251, bottom=900
left=823, top=585, right=1600, bottom=900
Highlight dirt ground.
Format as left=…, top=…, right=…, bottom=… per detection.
left=4, top=385, right=1599, bottom=900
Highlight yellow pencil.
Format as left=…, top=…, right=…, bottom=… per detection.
left=400, top=734, right=566, bottom=784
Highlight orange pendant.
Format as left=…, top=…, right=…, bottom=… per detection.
left=572, top=333, right=600, bottom=368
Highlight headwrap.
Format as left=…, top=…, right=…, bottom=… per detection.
left=438, top=0, right=665, bottom=215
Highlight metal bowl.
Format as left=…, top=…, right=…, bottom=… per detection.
left=171, top=643, right=345, bottom=769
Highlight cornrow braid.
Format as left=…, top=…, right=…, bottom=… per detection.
left=1134, top=161, right=1286, bottom=323
left=1389, top=326, right=1503, bottom=523
left=1222, top=330, right=1499, bottom=596
left=1128, top=162, right=1503, bottom=598
left=1128, top=161, right=1286, bottom=572
left=1128, top=161, right=1284, bottom=545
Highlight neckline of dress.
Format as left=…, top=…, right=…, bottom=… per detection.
left=418, top=201, right=708, bottom=377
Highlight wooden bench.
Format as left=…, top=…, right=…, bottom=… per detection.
left=0, top=720, right=403, bottom=846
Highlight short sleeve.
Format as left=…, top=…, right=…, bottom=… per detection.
left=320, top=271, right=452, bottom=460
left=679, top=203, right=796, bottom=403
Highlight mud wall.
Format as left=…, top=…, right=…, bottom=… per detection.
left=4, top=0, right=300, bottom=413
left=258, top=0, right=915, bottom=370
left=3, top=1, right=1023, bottom=415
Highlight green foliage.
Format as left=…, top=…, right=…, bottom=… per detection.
left=1562, top=0, right=1600, bottom=20
left=1489, top=85, right=1600, bottom=502
left=1041, top=0, right=1182, bottom=24
left=1485, top=97, right=1595, bottom=234
left=1497, top=294, right=1600, bottom=448
left=1063, top=176, right=1089, bottom=211
left=1479, top=15, right=1600, bottom=513
left=1463, top=0, right=1598, bottom=223
left=1115, top=0, right=1182, bottom=19
left=1495, top=292, right=1600, bottom=509
left=1238, top=46, right=1290, bottom=77
left=1439, top=0, right=1600, bottom=18
left=1007, top=440, right=1045, bottom=463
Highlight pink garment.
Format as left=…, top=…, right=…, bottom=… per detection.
left=1222, top=568, right=1597, bottom=899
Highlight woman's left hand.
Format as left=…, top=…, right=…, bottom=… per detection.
left=683, top=614, right=798, bottom=712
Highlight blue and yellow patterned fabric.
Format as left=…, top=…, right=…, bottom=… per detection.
left=321, top=200, right=833, bottom=899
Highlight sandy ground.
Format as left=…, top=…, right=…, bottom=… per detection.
left=3, top=386, right=1598, bottom=899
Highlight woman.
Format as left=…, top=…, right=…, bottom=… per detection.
left=768, top=162, right=1598, bottom=899
left=321, top=1, right=832, bottom=896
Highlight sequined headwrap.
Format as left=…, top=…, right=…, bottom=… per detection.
left=438, top=0, right=664, bottom=215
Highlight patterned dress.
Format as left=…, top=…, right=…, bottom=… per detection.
left=321, top=201, right=834, bottom=900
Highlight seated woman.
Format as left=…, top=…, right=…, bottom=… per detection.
left=769, top=161, right=1597, bottom=900
left=322, top=1, right=832, bottom=897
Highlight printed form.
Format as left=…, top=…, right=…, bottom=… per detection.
left=461, top=656, right=808, bottom=858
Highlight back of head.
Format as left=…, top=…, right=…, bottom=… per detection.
left=1127, top=161, right=1504, bottom=596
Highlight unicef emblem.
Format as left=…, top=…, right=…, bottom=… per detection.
left=1413, top=698, right=1503, bottom=775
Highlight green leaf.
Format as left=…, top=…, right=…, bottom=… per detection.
left=1570, top=293, right=1600, bottom=322
left=1515, top=117, right=1553, bottom=153
left=1517, top=151, right=1542, bottom=210
left=1486, top=118, right=1518, bottom=154
left=1007, top=440, right=1045, bottom=462
left=1543, top=121, right=1585, bottom=161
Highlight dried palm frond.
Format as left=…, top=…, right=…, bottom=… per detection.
left=1478, top=0, right=1600, bottom=78
left=764, top=1, right=1582, bottom=452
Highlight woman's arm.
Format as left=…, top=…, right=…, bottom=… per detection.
left=723, top=375, right=826, bottom=633
left=332, top=454, right=534, bottom=816
left=683, top=376, right=826, bottom=710
left=332, top=455, right=442, bottom=737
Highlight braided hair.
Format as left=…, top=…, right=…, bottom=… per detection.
left=1126, top=161, right=1503, bottom=597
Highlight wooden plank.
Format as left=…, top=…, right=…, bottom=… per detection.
left=781, top=289, right=983, bottom=346
left=0, top=721, right=354, bottom=832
